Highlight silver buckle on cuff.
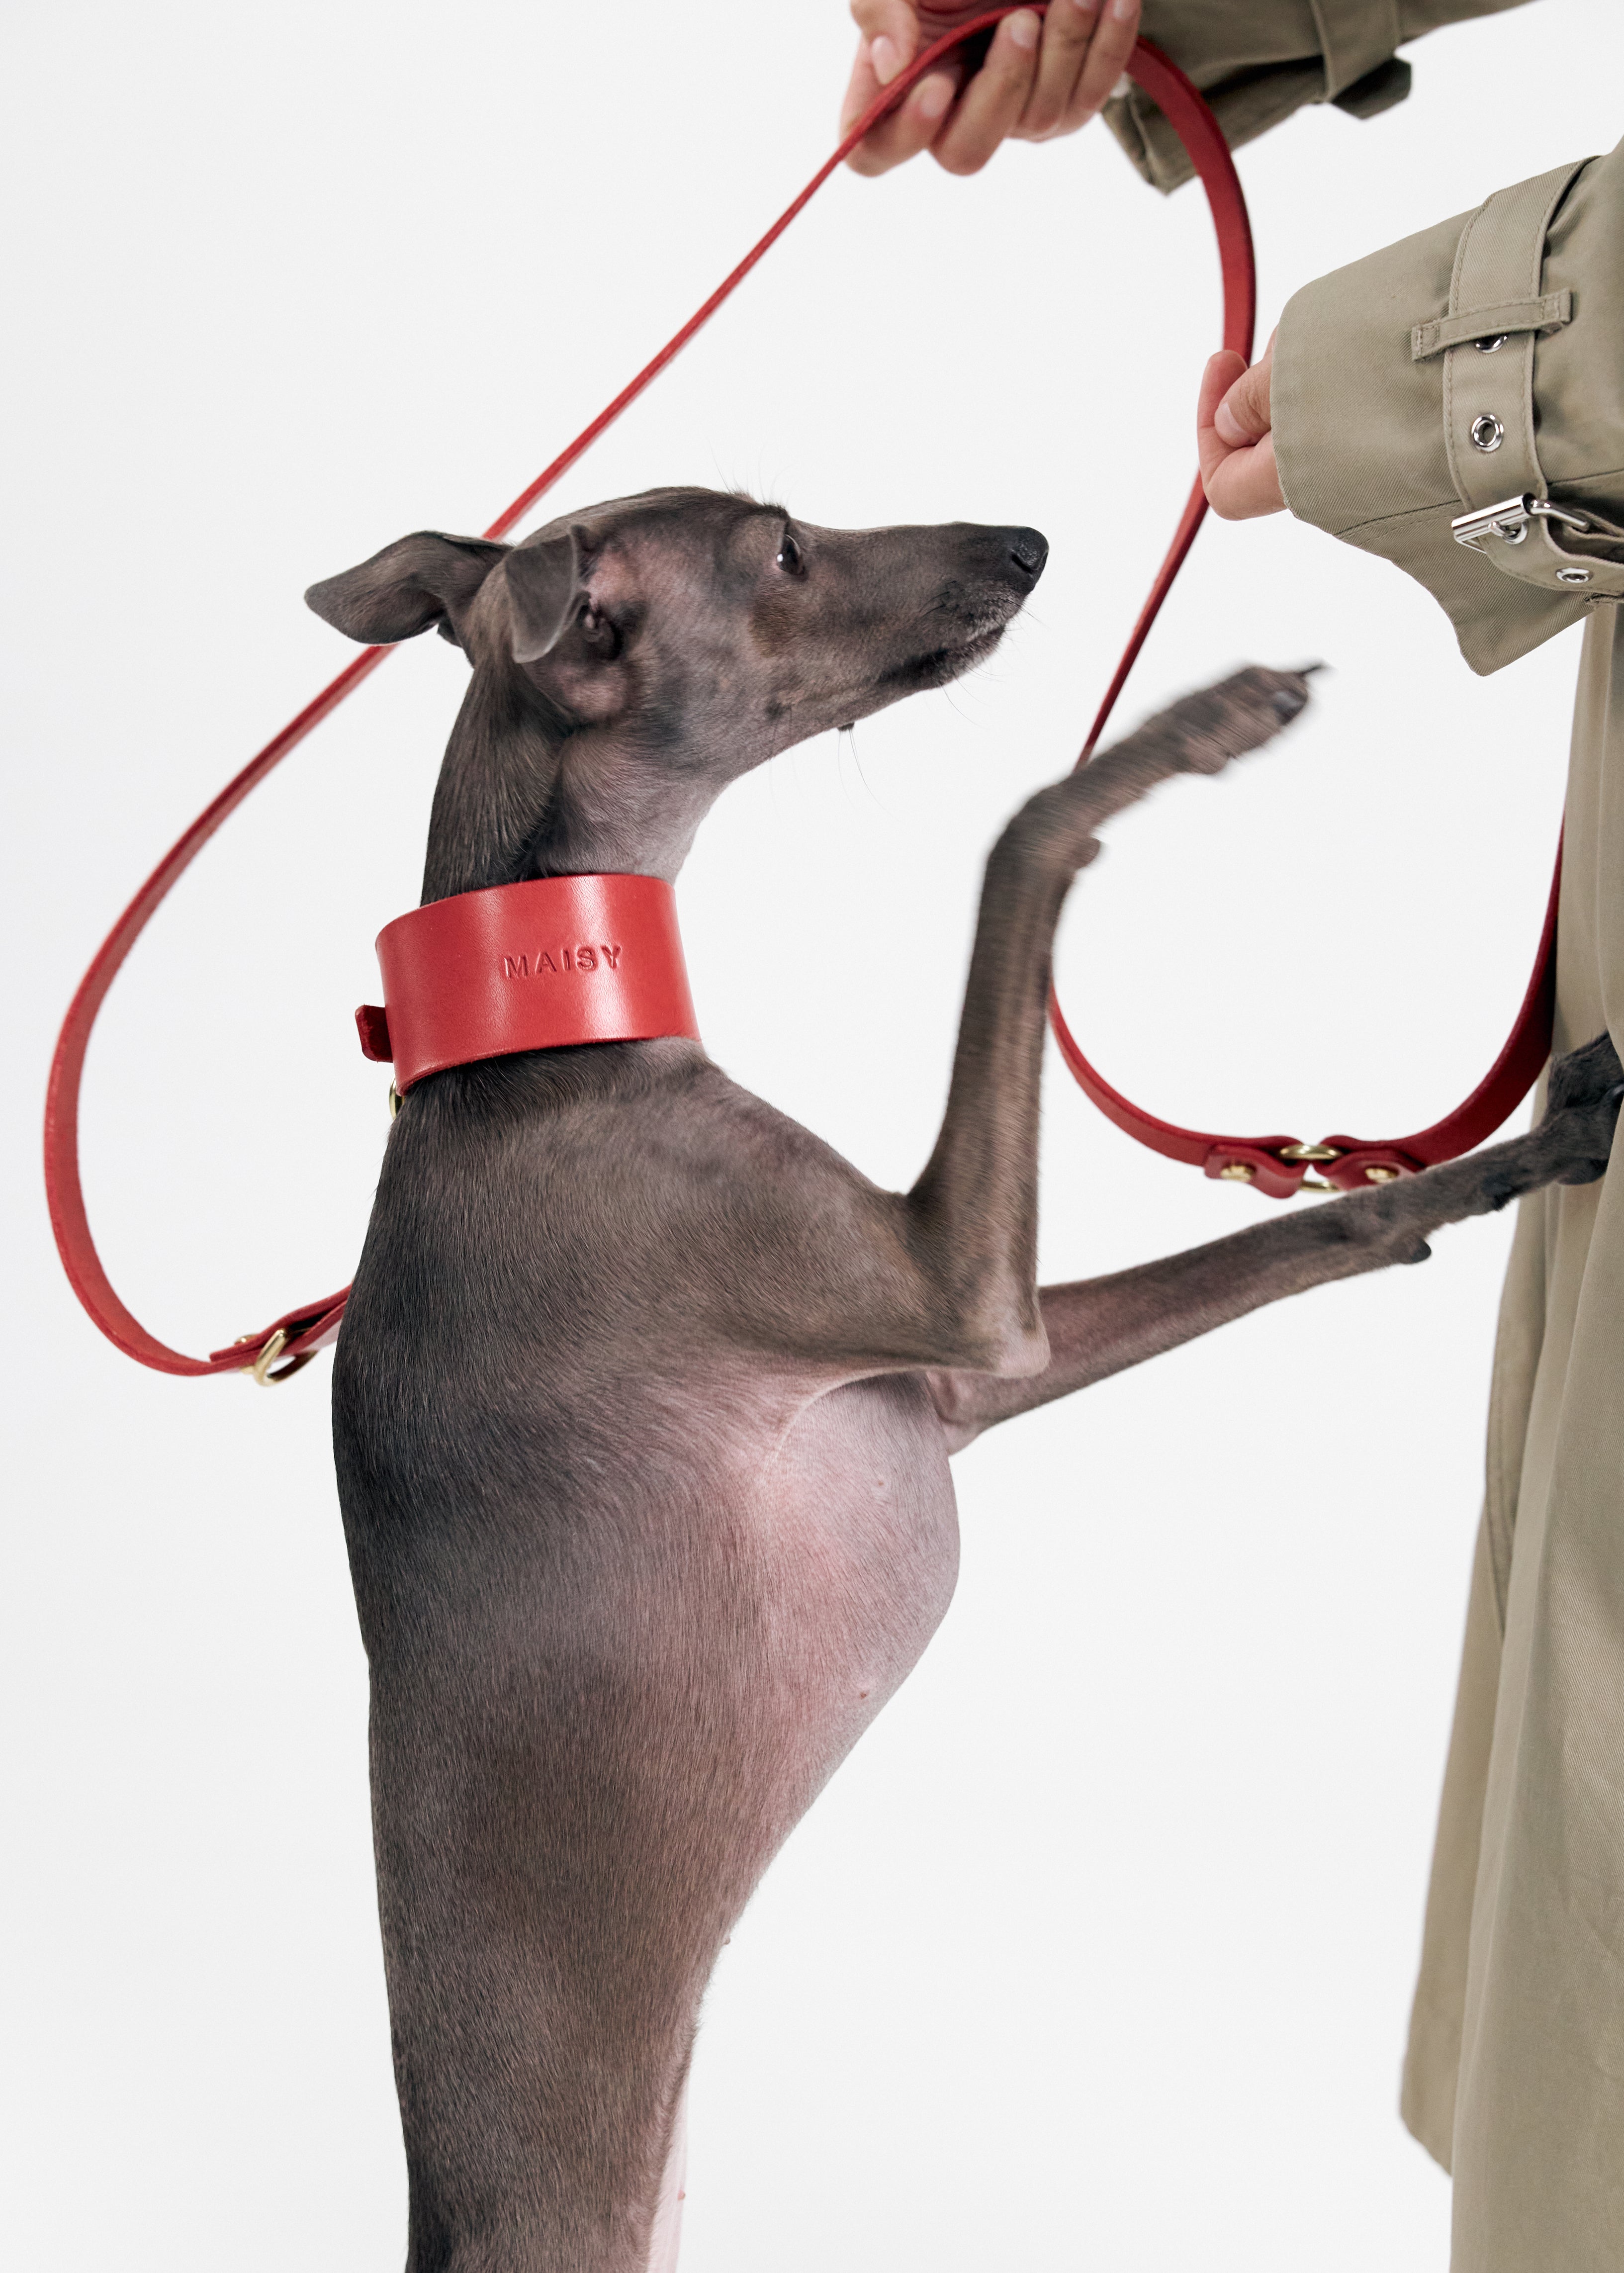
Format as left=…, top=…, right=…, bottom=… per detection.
left=1451, top=493, right=1592, bottom=552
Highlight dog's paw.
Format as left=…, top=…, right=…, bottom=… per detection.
left=1538, top=1031, right=1624, bottom=1186
left=1160, top=664, right=1317, bottom=777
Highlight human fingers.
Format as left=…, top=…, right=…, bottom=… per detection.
left=1206, top=429, right=1284, bottom=519
left=843, top=2, right=958, bottom=178
left=929, top=9, right=1042, bottom=176
left=1016, top=0, right=1099, bottom=140
left=849, top=0, right=921, bottom=91
left=1059, top=0, right=1140, bottom=134
left=1197, top=346, right=1285, bottom=519
left=1018, top=0, right=1138, bottom=141
left=844, top=59, right=962, bottom=175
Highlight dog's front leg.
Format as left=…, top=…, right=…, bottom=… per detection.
left=928, top=1031, right=1624, bottom=1448
left=904, top=667, right=1312, bottom=1376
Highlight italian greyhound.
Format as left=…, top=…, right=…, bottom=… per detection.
left=307, top=486, right=1621, bottom=2273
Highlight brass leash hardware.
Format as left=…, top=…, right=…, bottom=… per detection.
left=233, top=1325, right=312, bottom=1387
left=1279, top=1141, right=1341, bottom=1196
left=1218, top=1141, right=1401, bottom=1194
left=236, top=1325, right=287, bottom=1385
left=388, top=1083, right=402, bottom=1119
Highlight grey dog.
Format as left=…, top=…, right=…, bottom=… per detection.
left=306, top=486, right=1621, bottom=2273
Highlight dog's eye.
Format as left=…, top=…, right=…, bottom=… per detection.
left=775, top=531, right=804, bottom=576
left=579, top=602, right=622, bottom=660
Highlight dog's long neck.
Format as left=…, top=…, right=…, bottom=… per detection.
left=421, top=673, right=561, bottom=904
left=421, top=670, right=736, bottom=903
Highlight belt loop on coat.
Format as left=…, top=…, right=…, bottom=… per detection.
left=1430, top=158, right=1624, bottom=602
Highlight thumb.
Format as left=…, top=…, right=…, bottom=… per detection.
left=1213, top=338, right=1274, bottom=447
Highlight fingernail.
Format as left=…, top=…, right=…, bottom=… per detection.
left=917, top=73, right=954, bottom=120
left=1065, top=0, right=1099, bottom=14
left=1008, top=9, right=1040, bottom=49
left=871, top=32, right=901, bottom=85
left=1110, top=0, right=1135, bottom=19
left=1214, top=402, right=1247, bottom=446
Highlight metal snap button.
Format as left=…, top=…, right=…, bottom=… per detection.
left=1470, top=414, right=1504, bottom=452
left=1475, top=334, right=1510, bottom=353
left=1557, top=565, right=1593, bottom=585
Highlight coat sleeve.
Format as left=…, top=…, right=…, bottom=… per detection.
left=1271, top=139, right=1624, bottom=676
left=1106, top=0, right=1534, bottom=192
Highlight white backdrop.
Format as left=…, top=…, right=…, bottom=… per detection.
left=5, top=3, right=1620, bottom=2267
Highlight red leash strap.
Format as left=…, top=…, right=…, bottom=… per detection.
left=1052, top=841, right=1561, bottom=1197
left=43, top=12, right=1560, bottom=1380
left=1043, top=37, right=1559, bottom=1200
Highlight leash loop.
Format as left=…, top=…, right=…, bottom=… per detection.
left=43, top=10, right=1560, bottom=1379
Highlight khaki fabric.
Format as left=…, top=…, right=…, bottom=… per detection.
left=1270, top=143, right=1624, bottom=2266
left=1272, top=151, right=1624, bottom=667
left=1105, top=0, right=1535, bottom=192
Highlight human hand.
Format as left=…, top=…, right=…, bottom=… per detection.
left=840, top=0, right=1141, bottom=179
left=1197, top=339, right=1285, bottom=520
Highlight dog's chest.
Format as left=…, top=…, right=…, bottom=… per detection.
left=727, top=1371, right=962, bottom=1760
left=348, top=1069, right=962, bottom=1733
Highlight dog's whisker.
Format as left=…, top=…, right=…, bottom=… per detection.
left=844, top=727, right=891, bottom=817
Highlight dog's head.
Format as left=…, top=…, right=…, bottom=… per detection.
left=306, top=488, right=1046, bottom=888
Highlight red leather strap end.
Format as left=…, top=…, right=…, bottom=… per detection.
left=207, top=1287, right=350, bottom=1369
left=1319, top=1148, right=1423, bottom=1191
left=356, top=1003, right=393, bottom=1062
left=1203, top=1142, right=1428, bottom=1197
left=1202, top=1143, right=1308, bottom=1200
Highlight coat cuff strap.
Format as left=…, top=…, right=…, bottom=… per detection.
left=1429, top=158, right=1624, bottom=602
left=1411, top=290, right=1573, bottom=361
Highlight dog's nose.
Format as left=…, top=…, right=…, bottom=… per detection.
left=1004, top=527, right=1048, bottom=582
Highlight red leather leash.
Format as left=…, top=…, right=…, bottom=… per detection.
left=1053, top=851, right=1561, bottom=1197
left=1041, top=40, right=1560, bottom=1199
left=43, top=10, right=1560, bottom=1380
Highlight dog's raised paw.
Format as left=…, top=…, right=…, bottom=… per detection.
left=1163, top=665, right=1316, bottom=776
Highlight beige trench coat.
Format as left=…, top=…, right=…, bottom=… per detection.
left=1109, top=5, right=1624, bottom=2265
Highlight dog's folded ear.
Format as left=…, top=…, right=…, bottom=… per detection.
left=506, top=529, right=586, bottom=663
left=305, top=533, right=509, bottom=644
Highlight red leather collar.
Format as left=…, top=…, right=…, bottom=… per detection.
left=356, top=873, right=700, bottom=1093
